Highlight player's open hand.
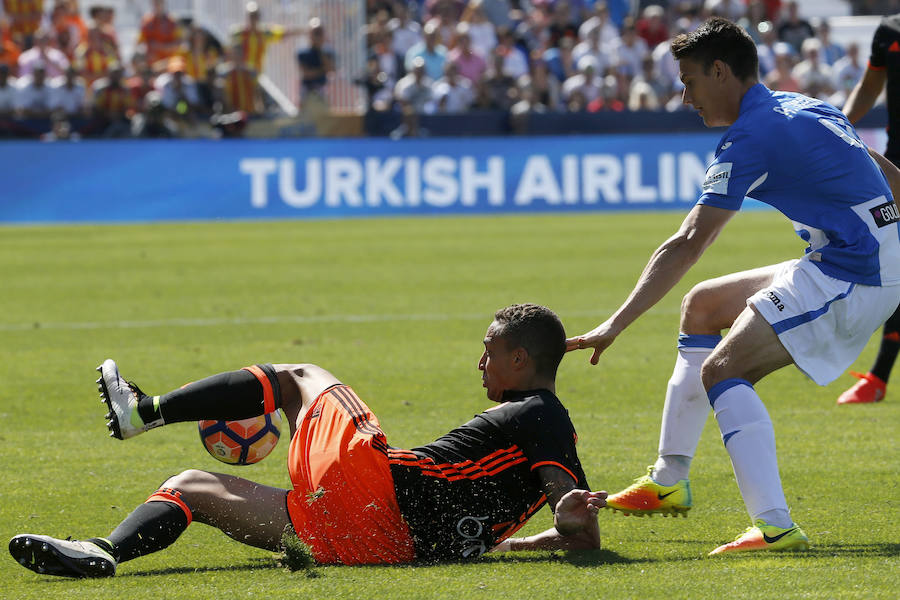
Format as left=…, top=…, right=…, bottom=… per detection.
left=553, top=489, right=607, bottom=537
left=566, top=321, right=620, bottom=364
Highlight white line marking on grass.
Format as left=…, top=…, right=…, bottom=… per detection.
left=0, top=309, right=678, bottom=332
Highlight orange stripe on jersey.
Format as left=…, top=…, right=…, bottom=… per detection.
left=242, top=365, right=275, bottom=414
left=868, top=60, right=886, bottom=71
left=530, top=460, right=578, bottom=484
left=389, top=445, right=529, bottom=482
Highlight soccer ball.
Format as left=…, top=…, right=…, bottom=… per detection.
left=198, top=412, right=283, bottom=465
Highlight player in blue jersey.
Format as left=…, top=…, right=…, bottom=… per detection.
left=568, top=17, right=900, bottom=555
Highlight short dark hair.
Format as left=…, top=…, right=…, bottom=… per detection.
left=671, top=17, right=758, bottom=81
left=493, top=304, right=566, bottom=380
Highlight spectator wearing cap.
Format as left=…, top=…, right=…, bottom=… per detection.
left=48, top=65, right=85, bottom=117
left=635, top=5, right=668, bottom=50
left=404, top=20, right=447, bottom=81
left=609, top=17, right=648, bottom=78
left=777, top=1, right=814, bottom=55
left=230, top=1, right=303, bottom=75
left=448, top=23, right=486, bottom=84
left=764, top=43, right=801, bottom=92
left=18, top=28, right=69, bottom=78
left=387, top=1, right=422, bottom=59
left=562, top=54, right=601, bottom=105
left=15, top=64, right=52, bottom=119
left=91, top=64, right=134, bottom=136
left=792, top=37, right=834, bottom=99
left=297, top=17, right=335, bottom=112
left=138, top=0, right=181, bottom=69
left=459, top=0, right=497, bottom=59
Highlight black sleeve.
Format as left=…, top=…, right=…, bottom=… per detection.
left=870, top=21, right=892, bottom=69
left=506, top=400, right=589, bottom=488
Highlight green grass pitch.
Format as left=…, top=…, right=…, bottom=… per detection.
left=1, top=211, right=897, bottom=599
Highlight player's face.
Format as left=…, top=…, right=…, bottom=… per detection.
left=478, top=321, right=519, bottom=403
left=678, top=57, right=735, bottom=128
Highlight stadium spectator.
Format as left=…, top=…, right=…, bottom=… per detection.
left=387, top=0, right=422, bottom=59
left=91, top=4, right=120, bottom=54
left=370, top=29, right=401, bottom=88
left=546, top=0, right=579, bottom=49
left=356, top=55, right=394, bottom=111
left=448, top=23, right=486, bottom=84
left=130, top=90, right=177, bottom=138
left=705, top=0, right=744, bottom=20
left=573, top=24, right=609, bottom=78
left=479, top=49, right=518, bottom=109
left=763, top=44, right=800, bottom=92
left=9, top=305, right=605, bottom=575
left=635, top=5, right=669, bottom=50
left=230, top=1, right=303, bottom=75
left=755, top=20, right=778, bottom=76
left=561, top=54, right=601, bottom=105
left=776, top=1, right=813, bottom=55
left=2, top=0, right=43, bottom=49
left=431, top=59, right=473, bottom=113
left=394, top=56, right=433, bottom=113
left=737, top=0, right=767, bottom=43
left=791, top=37, right=834, bottom=100
left=73, top=26, right=117, bottom=87
left=40, top=107, right=79, bottom=141
left=578, top=2, right=619, bottom=49
left=652, top=16, right=690, bottom=100
left=0, top=25, right=21, bottom=75
left=217, top=44, right=264, bottom=116
left=610, top=18, right=649, bottom=78
left=14, top=63, right=51, bottom=118
left=586, top=74, right=625, bottom=112
left=0, top=63, right=17, bottom=118
left=475, top=0, right=512, bottom=29
left=48, top=64, right=85, bottom=117
left=627, top=79, right=661, bottom=110
left=428, top=0, right=462, bottom=47
left=297, top=17, right=335, bottom=111
left=494, top=25, right=528, bottom=79
left=631, top=54, right=670, bottom=106
left=510, top=80, right=547, bottom=132
left=49, top=1, right=86, bottom=60
left=404, top=19, right=446, bottom=81
left=90, top=64, right=134, bottom=137
left=830, top=42, right=863, bottom=106
left=543, top=36, right=577, bottom=84
left=125, top=54, right=155, bottom=108
left=519, top=58, right=560, bottom=111
left=155, top=56, right=201, bottom=128
left=138, top=0, right=181, bottom=69
left=814, top=19, right=844, bottom=66
left=17, top=28, right=68, bottom=78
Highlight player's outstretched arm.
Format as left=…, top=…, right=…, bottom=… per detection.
left=567, top=204, right=736, bottom=364
left=491, top=489, right=607, bottom=553
left=843, top=66, right=886, bottom=125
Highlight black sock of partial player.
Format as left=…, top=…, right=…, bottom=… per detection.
left=104, top=501, right=189, bottom=563
left=871, top=308, right=900, bottom=383
left=136, top=364, right=281, bottom=424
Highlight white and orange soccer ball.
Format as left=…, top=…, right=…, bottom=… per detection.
left=198, top=412, right=283, bottom=465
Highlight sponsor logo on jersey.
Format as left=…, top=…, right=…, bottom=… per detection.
left=702, top=162, right=732, bottom=195
left=720, top=141, right=733, bottom=151
left=870, top=201, right=900, bottom=228
left=766, top=290, right=785, bottom=312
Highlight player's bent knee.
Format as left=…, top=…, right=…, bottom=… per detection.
left=680, top=283, right=723, bottom=333
left=160, top=469, right=217, bottom=495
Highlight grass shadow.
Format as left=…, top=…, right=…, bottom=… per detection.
left=803, top=542, right=900, bottom=558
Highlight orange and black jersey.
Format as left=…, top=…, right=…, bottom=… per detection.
left=869, top=15, right=900, bottom=161
left=388, top=389, right=588, bottom=562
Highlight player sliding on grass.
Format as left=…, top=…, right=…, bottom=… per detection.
left=568, top=17, right=900, bottom=556
left=9, top=304, right=606, bottom=577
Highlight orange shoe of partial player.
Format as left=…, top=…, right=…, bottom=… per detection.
left=837, top=371, right=886, bottom=405
left=708, top=520, right=809, bottom=556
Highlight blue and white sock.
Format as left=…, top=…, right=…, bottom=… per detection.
left=708, top=378, right=792, bottom=528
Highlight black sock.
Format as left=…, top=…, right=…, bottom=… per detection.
left=871, top=306, right=900, bottom=383
left=105, top=496, right=191, bottom=563
left=137, top=364, right=281, bottom=424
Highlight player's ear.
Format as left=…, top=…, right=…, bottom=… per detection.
left=512, top=347, right=528, bottom=369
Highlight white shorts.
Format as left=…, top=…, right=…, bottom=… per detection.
left=748, top=259, right=900, bottom=385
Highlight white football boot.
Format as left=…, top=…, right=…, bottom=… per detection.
left=96, top=358, right=163, bottom=440
left=9, top=534, right=116, bottom=578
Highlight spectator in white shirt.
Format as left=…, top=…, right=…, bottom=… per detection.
left=388, top=1, right=423, bottom=58
left=395, top=57, right=435, bottom=113
left=15, top=65, right=53, bottom=118
left=432, top=60, right=474, bottom=113
left=792, top=37, right=834, bottom=99
left=830, top=42, right=864, bottom=107
left=562, top=54, right=602, bottom=104
left=609, top=18, right=648, bottom=78
left=572, top=25, right=608, bottom=78
left=49, top=66, right=86, bottom=117
left=18, top=29, right=70, bottom=79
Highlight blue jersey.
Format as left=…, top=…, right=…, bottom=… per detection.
left=698, top=83, right=900, bottom=286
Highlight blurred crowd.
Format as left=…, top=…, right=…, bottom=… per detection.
left=0, top=0, right=322, bottom=139
left=358, top=0, right=895, bottom=133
